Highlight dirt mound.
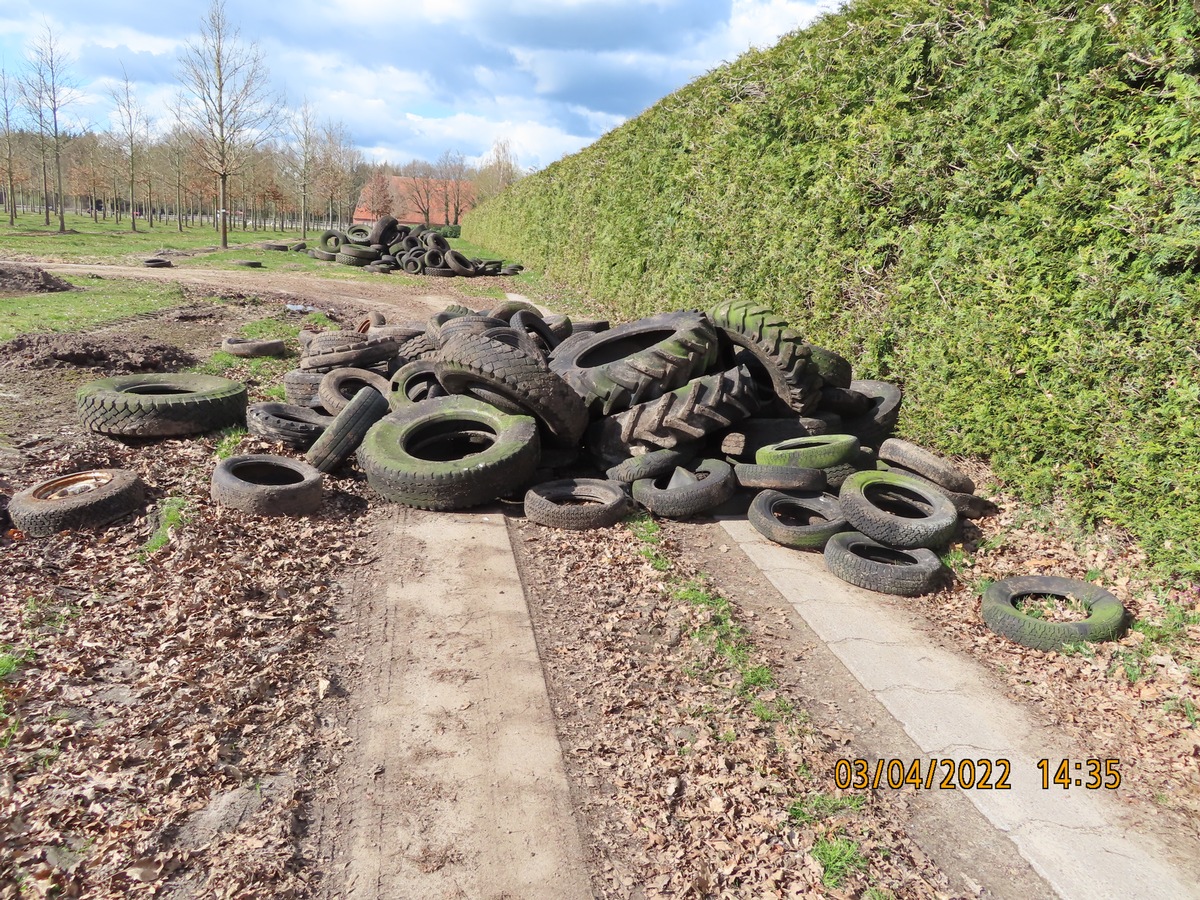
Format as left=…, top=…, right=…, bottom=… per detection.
left=0, top=332, right=196, bottom=373
left=0, top=262, right=74, bottom=294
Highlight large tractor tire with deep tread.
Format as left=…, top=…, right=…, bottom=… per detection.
left=549, top=311, right=719, bottom=416
left=357, top=396, right=540, bottom=510
left=707, top=299, right=822, bottom=414
left=78, top=374, right=246, bottom=437
left=436, top=331, right=588, bottom=448
left=588, top=365, right=759, bottom=455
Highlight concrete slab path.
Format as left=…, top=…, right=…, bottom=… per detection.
left=718, top=516, right=1200, bottom=900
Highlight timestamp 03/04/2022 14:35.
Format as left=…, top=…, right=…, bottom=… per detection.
left=833, top=758, right=1123, bottom=791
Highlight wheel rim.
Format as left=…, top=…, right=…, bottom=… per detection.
left=33, top=471, right=114, bottom=501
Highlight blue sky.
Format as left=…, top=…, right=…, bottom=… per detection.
left=0, top=0, right=832, bottom=171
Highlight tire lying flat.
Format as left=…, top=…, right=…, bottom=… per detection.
left=211, top=454, right=324, bottom=516
left=9, top=469, right=145, bottom=536
left=77, top=374, right=247, bottom=437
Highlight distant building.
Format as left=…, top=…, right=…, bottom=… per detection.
left=352, top=175, right=475, bottom=227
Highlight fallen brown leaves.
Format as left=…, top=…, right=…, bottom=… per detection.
left=0, top=429, right=374, bottom=898
left=513, top=519, right=953, bottom=898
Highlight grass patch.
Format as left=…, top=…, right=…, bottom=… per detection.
left=626, top=511, right=671, bottom=571
left=139, top=497, right=190, bottom=559
left=812, top=836, right=868, bottom=888
left=0, top=277, right=194, bottom=341
left=214, top=427, right=248, bottom=460
left=787, top=793, right=866, bottom=825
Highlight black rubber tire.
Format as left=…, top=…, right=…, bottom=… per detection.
left=487, top=299, right=540, bottom=322
left=707, top=299, right=821, bottom=414
left=838, top=470, right=958, bottom=550
left=339, top=244, right=381, bottom=261
left=544, top=315, right=573, bottom=341
left=606, top=446, right=698, bottom=483
left=300, top=337, right=399, bottom=373
left=589, top=365, right=759, bottom=454
left=369, top=324, right=425, bottom=343
left=843, top=380, right=903, bottom=447
left=756, top=434, right=860, bottom=469
left=368, top=215, right=398, bottom=246
left=312, top=248, right=336, bottom=261
left=304, top=331, right=361, bottom=355
left=318, top=230, right=348, bottom=253
left=524, top=478, right=630, bottom=530
left=231, top=260, right=263, bottom=268
left=510, top=309, right=560, bottom=351
left=318, top=367, right=392, bottom=414
left=335, top=252, right=369, bottom=267
left=549, top=311, right=719, bottom=416
left=425, top=266, right=456, bottom=277
left=981, top=576, right=1129, bottom=651
left=397, top=332, right=439, bottom=363
left=143, top=257, right=171, bottom=268
left=631, top=458, right=735, bottom=519
left=430, top=315, right=508, bottom=347
left=246, top=402, right=333, bottom=448
left=879, top=438, right=976, bottom=494
left=435, top=331, right=588, bottom=448
left=221, top=336, right=286, bottom=358
left=733, top=464, right=826, bottom=492
left=387, top=360, right=448, bottom=409
left=403, top=257, right=423, bottom=275
left=357, top=395, right=540, bottom=510
left=78, top=374, right=247, bottom=437
left=719, top=417, right=829, bottom=460
left=824, top=531, right=944, bottom=596
left=818, top=386, right=873, bottom=417
left=445, top=249, right=477, bottom=277
left=9, top=469, right=145, bottom=536
left=422, top=231, right=451, bottom=253
left=211, top=454, right=324, bottom=516
left=283, top=369, right=324, bottom=405
left=346, top=225, right=371, bottom=242
left=304, top=386, right=390, bottom=473
left=262, top=241, right=289, bottom=251
left=875, top=463, right=997, bottom=520
left=748, top=490, right=848, bottom=549
left=808, top=345, right=853, bottom=389
left=548, top=332, right=593, bottom=363
left=290, top=241, right=307, bottom=252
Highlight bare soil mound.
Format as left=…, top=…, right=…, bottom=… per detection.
left=0, top=332, right=196, bottom=373
left=0, top=262, right=74, bottom=294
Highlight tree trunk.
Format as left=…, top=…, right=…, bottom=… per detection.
left=219, top=174, right=228, bottom=248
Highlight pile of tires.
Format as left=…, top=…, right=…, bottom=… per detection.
left=306, top=216, right=523, bottom=277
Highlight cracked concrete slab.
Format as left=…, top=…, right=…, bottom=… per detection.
left=719, top=517, right=1200, bottom=900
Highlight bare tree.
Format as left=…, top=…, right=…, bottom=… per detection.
left=361, top=169, right=393, bottom=219
left=315, top=120, right=360, bottom=227
left=109, top=66, right=149, bottom=231
left=22, top=23, right=78, bottom=232
left=286, top=100, right=318, bottom=237
left=176, top=0, right=282, bottom=248
left=434, top=149, right=474, bottom=226
left=0, top=63, right=20, bottom=225
left=473, top=138, right=522, bottom=206
left=399, top=159, right=437, bottom=225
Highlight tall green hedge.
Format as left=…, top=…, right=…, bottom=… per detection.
left=463, top=0, right=1200, bottom=577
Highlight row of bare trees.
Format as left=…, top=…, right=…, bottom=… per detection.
left=0, top=0, right=525, bottom=245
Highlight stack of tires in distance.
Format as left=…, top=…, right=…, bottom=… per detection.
left=307, top=216, right=522, bottom=278
left=261, top=298, right=999, bottom=599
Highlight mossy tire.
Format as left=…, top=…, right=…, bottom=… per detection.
left=357, top=396, right=540, bottom=510
left=78, top=374, right=247, bottom=437
left=981, top=575, right=1129, bottom=651
left=839, top=470, right=958, bottom=550
left=304, top=387, right=389, bottom=473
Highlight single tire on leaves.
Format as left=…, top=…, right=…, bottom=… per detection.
left=981, top=576, right=1129, bottom=651
left=9, top=469, right=145, bottom=536
left=78, top=374, right=246, bottom=437
left=524, top=478, right=630, bottom=530
left=211, top=454, right=324, bottom=516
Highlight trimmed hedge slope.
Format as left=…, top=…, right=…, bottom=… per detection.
left=464, top=0, right=1200, bottom=577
